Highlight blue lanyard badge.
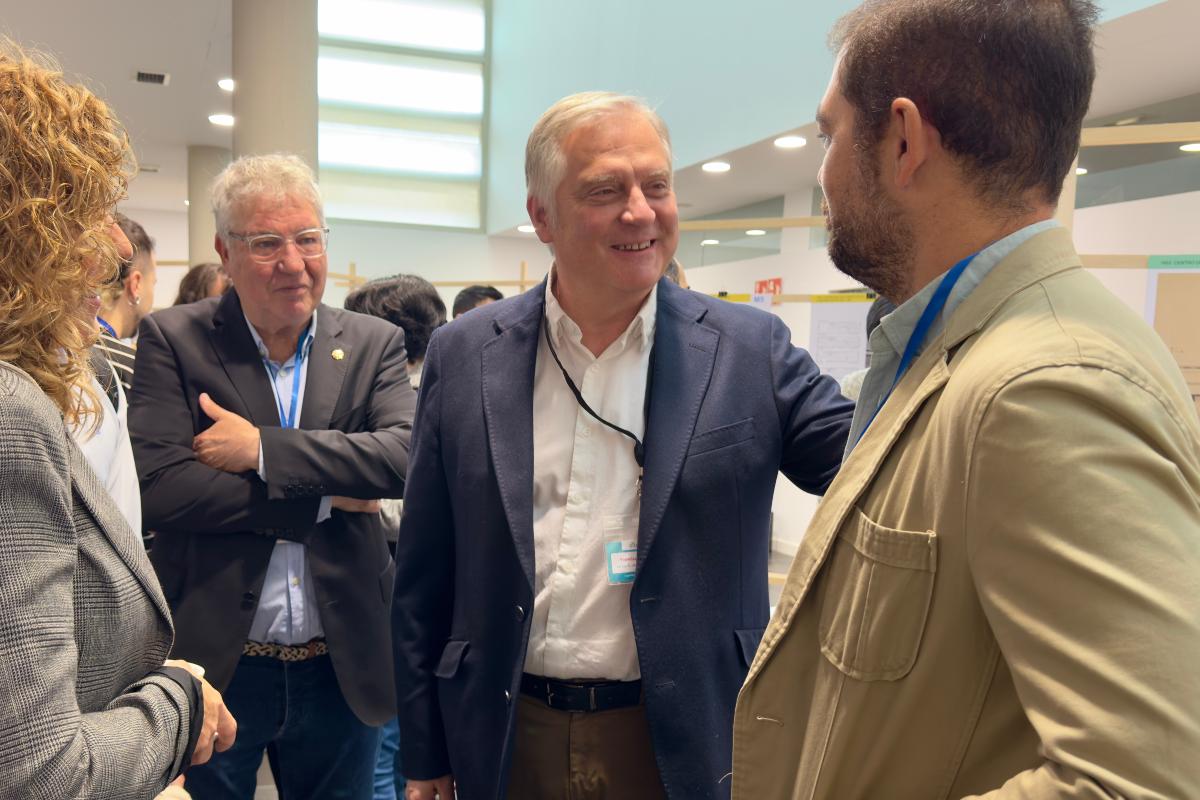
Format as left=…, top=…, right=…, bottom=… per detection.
left=263, top=329, right=309, bottom=429
left=97, top=317, right=117, bottom=338
left=856, top=253, right=976, bottom=445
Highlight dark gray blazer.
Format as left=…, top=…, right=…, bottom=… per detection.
left=0, top=362, right=196, bottom=799
left=130, top=290, right=416, bottom=726
left=393, top=278, right=854, bottom=799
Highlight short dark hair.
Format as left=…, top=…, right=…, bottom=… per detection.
left=345, top=274, right=447, bottom=362
left=452, top=284, right=504, bottom=318
left=113, top=212, right=154, bottom=286
left=831, top=0, right=1099, bottom=209
left=174, top=262, right=229, bottom=305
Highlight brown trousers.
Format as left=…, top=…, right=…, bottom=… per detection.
left=505, top=695, right=668, bottom=800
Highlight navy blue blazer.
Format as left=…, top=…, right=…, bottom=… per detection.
left=393, top=278, right=853, bottom=799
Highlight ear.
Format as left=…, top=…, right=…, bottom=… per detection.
left=125, top=269, right=143, bottom=299
left=214, top=233, right=232, bottom=267
left=887, top=97, right=935, bottom=190
left=526, top=195, right=554, bottom=245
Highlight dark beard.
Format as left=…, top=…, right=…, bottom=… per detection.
left=823, top=184, right=913, bottom=304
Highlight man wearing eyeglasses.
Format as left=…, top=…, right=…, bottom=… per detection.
left=130, top=153, right=417, bottom=800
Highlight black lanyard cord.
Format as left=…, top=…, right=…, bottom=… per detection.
left=542, top=320, right=653, bottom=472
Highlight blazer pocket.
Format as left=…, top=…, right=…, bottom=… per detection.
left=734, top=627, right=766, bottom=669
left=433, top=639, right=470, bottom=680
left=686, top=417, right=755, bottom=458
left=817, top=507, right=937, bottom=681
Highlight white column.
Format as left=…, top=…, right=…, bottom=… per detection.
left=231, top=0, right=319, bottom=167
left=187, top=145, right=231, bottom=264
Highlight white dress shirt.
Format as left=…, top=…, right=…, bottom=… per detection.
left=73, top=374, right=142, bottom=540
left=244, top=311, right=329, bottom=645
left=524, top=275, right=657, bottom=681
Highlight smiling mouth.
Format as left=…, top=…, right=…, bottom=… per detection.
left=613, top=240, right=655, bottom=252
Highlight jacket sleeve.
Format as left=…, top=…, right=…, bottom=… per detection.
left=259, top=323, right=415, bottom=500
left=392, top=330, right=456, bottom=780
left=131, top=312, right=321, bottom=534
left=0, top=398, right=196, bottom=799
left=964, top=365, right=1200, bottom=799
left=770, top=314, right=856, bottom=494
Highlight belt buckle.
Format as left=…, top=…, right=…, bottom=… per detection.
left=589, top=686, right=597, bottom=712
left=305, top=640, right=320, bottom=659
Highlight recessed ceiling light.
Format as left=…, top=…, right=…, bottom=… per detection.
left=1113, top=116, right=1141, bottom=126
left=1181, top=143, right=1200, bottom=153
left=746, top=229, right=766, bottom=236
left=702, top=161, right=731, bottom=173
left=774, top=135, right=807, bottom=149
left=517, top=224, right=535, bottom=233
left=1075, top=167, right=1088, bottom=176
left=701, top=239, right=719, bottom=246
left=218, top=78, right=235, bottom=92
left=208, top=113, right=234, bottom=127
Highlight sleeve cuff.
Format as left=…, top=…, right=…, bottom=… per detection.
left=257, top=441, right=267, bottom=482
left=317, top=495, right=333, bottom=523
left=154, top=665, right=204, bottom=778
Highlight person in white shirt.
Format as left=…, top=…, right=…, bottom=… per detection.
left=394, top=91, right=854, bottom=800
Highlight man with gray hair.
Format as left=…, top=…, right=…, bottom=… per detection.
left=131, top=153, right=417, bottom=799
left=393, top=93, right=853, bottom=799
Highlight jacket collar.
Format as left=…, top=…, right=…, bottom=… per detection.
left=747, top=225, right=1083, bottom=680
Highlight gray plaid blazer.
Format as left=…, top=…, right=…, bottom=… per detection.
left=0, top=361, right=195, bottom=799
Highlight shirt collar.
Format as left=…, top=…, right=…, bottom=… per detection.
left=243, top=308, right=317, bottom=366
left=874, top=219, right=1060, bottom=357
left=544, top=265, right=657, bottom=355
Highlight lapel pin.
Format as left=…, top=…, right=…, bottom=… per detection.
left=331, top=348, right=345, bottom=361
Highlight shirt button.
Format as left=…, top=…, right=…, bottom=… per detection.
left=515, top=604, right=526, bottom=622
left=504, top=690, right=512, bottom=704
left=290, top=577, right=300, bottom=587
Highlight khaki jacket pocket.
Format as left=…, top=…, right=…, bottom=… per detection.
left=817, top=507, right=936, bottom=681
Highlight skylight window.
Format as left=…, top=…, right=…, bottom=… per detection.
left=318, top=0, right=485, bottom=54
left=319, top=49, right=483, bottom=116
left=319, top=122, right=481, bottom=177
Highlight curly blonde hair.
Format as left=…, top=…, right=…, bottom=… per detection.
left=0, top=43, right=132, bottom=424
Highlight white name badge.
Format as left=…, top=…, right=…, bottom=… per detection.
left=603, top=515, right=639, bottom=585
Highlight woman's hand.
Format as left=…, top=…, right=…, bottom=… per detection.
left=164, top=659, right=237, bottom=765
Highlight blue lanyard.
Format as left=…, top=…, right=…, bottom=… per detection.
left=97, top=317, right=117, bottom=338
left=263, top=329, right=309, bottom=429
left=855, top=253, right=977, bottom=445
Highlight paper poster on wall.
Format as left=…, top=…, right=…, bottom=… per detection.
left=807, top=295, right=872, bottom=382
left=1147, top=271, right=1200, bottom=415
left=754, top=277, right=783, bottom=305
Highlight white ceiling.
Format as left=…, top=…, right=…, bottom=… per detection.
left=0, top=0, right=233, bottom=212
left=3, top=0, right=1197, bottom=226
left=665, top=0, right=1200, bottom=224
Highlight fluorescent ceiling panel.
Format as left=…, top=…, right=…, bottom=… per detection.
left=319, top=51, right=483, bottom=115
left=318, top=0, right=485, bottom=54
left=319, top=121, right=481, bottom=177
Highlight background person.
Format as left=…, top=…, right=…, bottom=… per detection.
left=0, top=43, right=233, bottom=800
left=344, top=273, right=447, bottom=800
left=451, top=283, right=503, bottom=318
left=733, top=1, right=1200, bottom=797
left=174, top=261, right=231, bottom=305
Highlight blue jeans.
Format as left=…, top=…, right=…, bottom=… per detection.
left=372, top=717, right=406, bottom=800
left=186, top=653, right=381, bottom=800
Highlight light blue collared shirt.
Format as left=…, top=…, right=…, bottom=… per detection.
left=846, top=219, right=1061, bottom=457
left=243, top=311, right=330, bottom=645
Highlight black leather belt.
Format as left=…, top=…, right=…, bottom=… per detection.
left=520, top=673, right=642, bottom=713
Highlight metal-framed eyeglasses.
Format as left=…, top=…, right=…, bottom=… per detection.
left=227, top=227, right=330, bottom=263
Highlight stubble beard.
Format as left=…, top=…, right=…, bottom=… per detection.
left=824, top=162, right=914, bottom=304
